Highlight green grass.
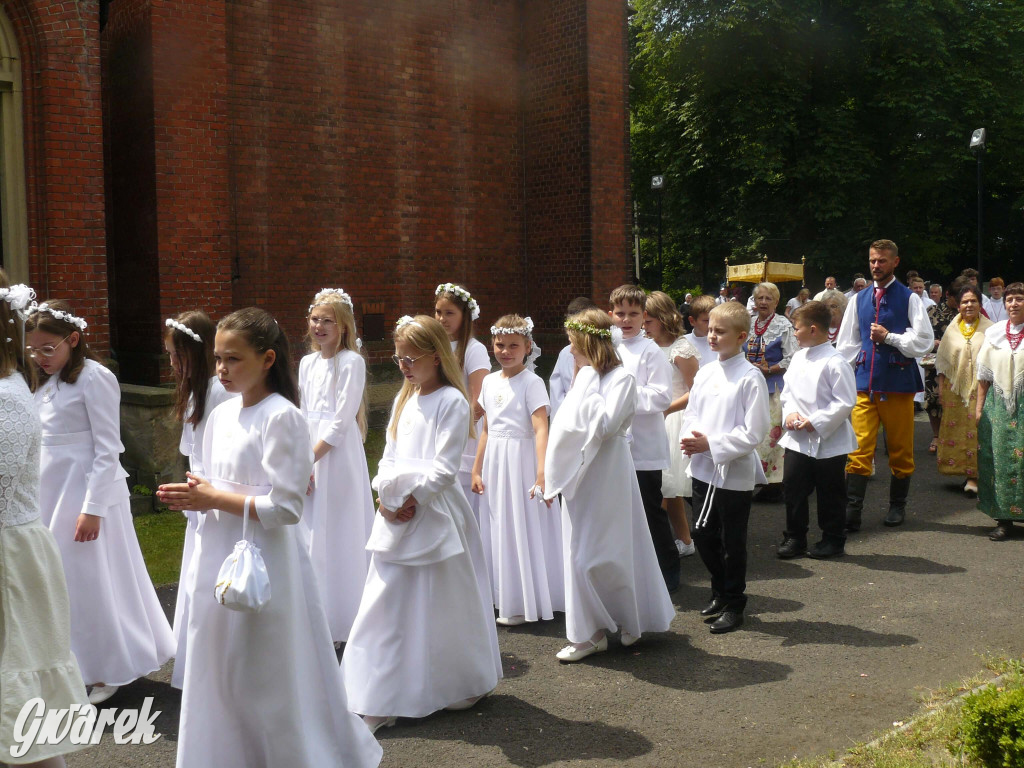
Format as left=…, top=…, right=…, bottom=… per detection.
left=135, top=428, right=389, bottom=587
left=777, top=655, right=1024, bottom=768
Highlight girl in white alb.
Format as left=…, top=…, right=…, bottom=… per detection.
left=164, top=311, right=236, bottom=690
left=471, top=315, right=563, bottom=626
left=299, top=289, right=374, bottom=644
left=157, top=308, right=381, bottom=768
left=434, top=283, right=491, bottom=521
left=25, top=301, right=175, bottom=706
left=342, top=315, right=501, bottom=734
left=543, top=309, right=675, bottom=663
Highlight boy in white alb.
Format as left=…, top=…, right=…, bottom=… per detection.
left=685, top=294, right=715, bottom=369
left=609, top=285, right=678, bottom=591
left=775, top=302, right=858, bottom=560
left=680, top=301, right=769, bottom=633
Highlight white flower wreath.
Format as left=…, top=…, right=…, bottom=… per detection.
left=165, top=318, right=202, bottom=343
left=308, top=288, right=354, bottom=314
left=434, top=283, right=480, bottom=321
left=0, top=284, right=36, bottom=312
left=30, top=303, right=87, bottom=332
left=395, top=315, right=419, bottom=330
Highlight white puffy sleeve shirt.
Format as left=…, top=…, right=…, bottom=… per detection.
left=616, top=335, right=673, bottom=470
left=777, top=344, right=858, bottom=459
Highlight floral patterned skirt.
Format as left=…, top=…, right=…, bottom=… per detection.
left=977, top=393, right=1024, bottom=521
left=936, top=382, right=978, bottom=478
left=757, top=391, right=785, bottom=484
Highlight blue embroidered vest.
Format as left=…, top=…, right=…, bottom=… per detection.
left=854, top=280, right=923, bottom=394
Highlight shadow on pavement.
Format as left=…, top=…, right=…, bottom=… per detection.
left=840, top=553, right=966, bottom=574
left=743, top=616, right=918, bottom=648
left=92, top=676, right=180, bottom=744
left=384, top=694, right=653, bottom=767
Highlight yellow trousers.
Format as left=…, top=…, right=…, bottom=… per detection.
left=846, top=392, right=916, bottom=478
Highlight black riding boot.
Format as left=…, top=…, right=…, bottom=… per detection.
left=884, top=475, right=911, bottom=527
left=845, top=473, right=868, bottom=532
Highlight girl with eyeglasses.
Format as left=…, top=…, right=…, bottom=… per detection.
left=25, top=300, right=174, bottom=705
left=298, top=289, right=373, bottom=646
left=342, top=316, right=500, bottom=734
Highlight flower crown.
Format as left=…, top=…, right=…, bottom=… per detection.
left=565, top=319, right=623, bottom=347
left=491, top=316, right=534, bottom=338
left=435, top=283, right=480, bottom=321
left=165, top=317, right=202, bottom=343
left=308, top=288, right=354, bottom=314
left=395, top=315, right=420, bottom=330
left=0, top=284, right=36, bottom=312
left=29, top=303, right=87, bottom=332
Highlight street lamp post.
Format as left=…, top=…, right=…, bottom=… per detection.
left=970, top=128, right=986, bottom=282
left=651, top=174, right=664, bottom=285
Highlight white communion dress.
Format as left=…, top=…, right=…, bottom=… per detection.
left=476, top=369, right=564, bottom=622
left=171, top=376, right=234, bottom=689
left=176, top=393, right=381, bottom=768
left=454, top=337, right=491, bottom=511
left=660, top=335, right=700, bottom=498
left=299, top=350, right=374, bottom=643
left=544, top=366, right=676, bottom=644
left=342, top=386, right=502, bottom=718
left=0, top=373, right=89, bottom=765
left=36, top=359, right=174, bottom=687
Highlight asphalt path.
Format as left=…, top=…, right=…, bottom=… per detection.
left=66, top=418, right=1024, bottom=767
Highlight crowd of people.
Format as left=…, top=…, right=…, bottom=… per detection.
left=0, top=236, right=1021, bottom=766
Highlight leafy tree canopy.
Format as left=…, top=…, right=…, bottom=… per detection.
left=631, top=0, right=1024, bottom=296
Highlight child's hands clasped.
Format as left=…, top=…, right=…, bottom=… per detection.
left=156, top=472, right=217, bottom=512
left=784, top=412, right=815, bottom=432
left=680, top=430, right=710, bottom=456
left=379, top=496, right=417, bottom=524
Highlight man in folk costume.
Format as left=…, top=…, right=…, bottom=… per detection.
left=835, top=240, right=934, bottom=529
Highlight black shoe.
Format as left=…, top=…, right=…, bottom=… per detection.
left=776, top=536, right=807, bottom=559
left=699, top=597, right=727, bottom=617
left=709, top=610, right=744, bottom=634
left=808, top=540, right=845, bottom=559
left=990, top=522, right=1012, bottom=541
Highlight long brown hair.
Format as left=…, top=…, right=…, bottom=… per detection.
left=24, top=299, right=99, bottom=389
left=434, top=284, right=476, bottom=368
left=218, top=308, right=299, bottom=407
left=565, top=308, right=621, bottom=375
left=165, top=311, right=216, bottom=426
left=389, top=316, right=472, bottom=441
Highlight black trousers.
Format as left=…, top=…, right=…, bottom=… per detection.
left=636, top=470, right=680, bottom=582
left=782, top=449, right=847, bottom=545
left=691, top=478, right=751, bottom=612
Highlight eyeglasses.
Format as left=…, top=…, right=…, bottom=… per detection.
left=27, top=336, right=71, bottom=359
left=308, top=316, right=336, bottom=326
left=392, top=353, right=430, bottom=368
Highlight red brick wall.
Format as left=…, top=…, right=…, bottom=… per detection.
left=4, top=0, right=111, bottom=354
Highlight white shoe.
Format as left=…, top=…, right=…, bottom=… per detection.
left=495, top=615, right=527, bottom=626
left=87, top=684, right=120, bottom=705
left=556, top=635, right=608, bottom=662
left=676, top=539, right=696, bottom=557
left=620, top=630, right=640, bottom=647
left=362, top=715, right=396, bottom=736
left=444, top=690, right=491, bottom=711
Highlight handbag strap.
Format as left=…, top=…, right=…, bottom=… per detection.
left=242, top=495, right=252, bottom=541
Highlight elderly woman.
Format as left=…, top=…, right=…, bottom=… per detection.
left=935, top=285, right=992, bottom=497
left=784, top=288, right=811, bottom=320
left=925, top=279, right=963, bottom=453
left=819, top=289, right=848, bottom=346
left=744, top=282, right=797, bottom=500
left=976, top=282, right=1024, bottom=541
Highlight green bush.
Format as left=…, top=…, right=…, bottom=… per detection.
left=960, top=685, right=1024, bottom=767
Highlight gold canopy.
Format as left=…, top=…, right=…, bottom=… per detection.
left=725, top=255, right=805, bottom=285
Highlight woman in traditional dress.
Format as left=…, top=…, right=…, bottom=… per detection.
left=925, top=281, right=961, bottom=453
left=744, top=282, right=797, bottom=501
left=935, top=285, right=991, bottom=498
left=819, top=289, right=848, bottom=347
left=976, top=282, right=1024, bottom=541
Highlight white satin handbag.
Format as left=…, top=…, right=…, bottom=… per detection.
left=214, top=496, right=271, bottom=612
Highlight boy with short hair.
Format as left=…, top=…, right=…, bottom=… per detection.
left=776, top=302, right=858, bottom=560
left=686, top=294, right=716, bottom=369
left=681, top=302, right=769, bottom=633
left=608, top=284, right=679, bottom=591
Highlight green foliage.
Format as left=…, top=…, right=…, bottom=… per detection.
left=133, top=510, right=187, bottom=587
left=959, top=685, right=1024, bottom=767
left=631, top=0, right=1024, bottom=292
left=131, top=484, right=153, bottom=496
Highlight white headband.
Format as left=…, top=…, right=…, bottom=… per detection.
left=165, top=317, right=202, bottom=343
left=29, top=303, right=87, bottom=332
left=435, top=283, right=480, bottom=321
left=309, top=288, right=354, bottom=314
left=491, top=316, right=534, bottom=338
left=395, top=315, right=421, bottom=330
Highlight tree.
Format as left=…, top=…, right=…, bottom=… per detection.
left=630, top=0, right=1024, bottom=294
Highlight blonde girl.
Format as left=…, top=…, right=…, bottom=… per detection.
left=163, top=310, right=235, bottom=689
left=298, top=288, right=374, bottom=645
left=157, top=307, right=381, bottom=768
left=26, top=300, right=174, bottom=705
left=434, top=283, right=491, bottom=518
left=471, top=315, right=563, bottom=626
left=0, top=275, right=89, bottom=767
left=643, top=291, right=700, bottom=557
left=544, top=309, right=675, bottom=662
left=342, top=315, right=501, bottom=733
